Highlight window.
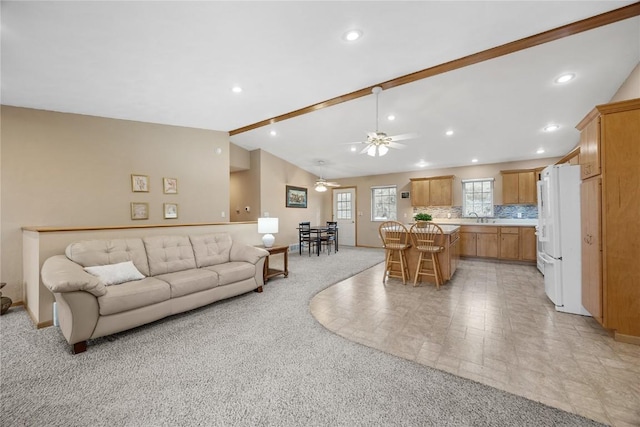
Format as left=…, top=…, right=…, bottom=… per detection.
left=371, top=186, right=397, bottom=221
left=336, top=192, right=352, bottom=220
left=462, top=178, right=494, bottom=217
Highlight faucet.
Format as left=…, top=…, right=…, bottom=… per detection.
left=468, top=212, right=480, bottom=223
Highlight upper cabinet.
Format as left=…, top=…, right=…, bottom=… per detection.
left=410, top=176, right=453, bottom=207
left=577, top=111, right=601, bottom=179
left=501, top=169, right=537, bottom=204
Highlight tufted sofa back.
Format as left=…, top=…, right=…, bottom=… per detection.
left=142, top=235, right=196, bottom=276
left=188, top=233, right=233, bottom=268
left=65, top=238, right=151, bottom=277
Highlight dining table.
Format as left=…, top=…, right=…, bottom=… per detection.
left=299, top=225, right=339, bottom=256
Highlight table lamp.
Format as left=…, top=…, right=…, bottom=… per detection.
left=258, top=217, right=279, bottom=248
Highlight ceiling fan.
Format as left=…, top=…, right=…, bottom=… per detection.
left=355, top=86, right=418, bottom=157
left=314, top=160, right=340, bottom=192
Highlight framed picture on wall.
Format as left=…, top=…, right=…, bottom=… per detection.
left=286, top=185, right=307, bottom=208
left=163, top=177, right=178, bottom=194
left=164, top=203, right=178, bottom=219
left=131, top=174, right=149, bottom=192
left=131, top=202, right=149, bottom=220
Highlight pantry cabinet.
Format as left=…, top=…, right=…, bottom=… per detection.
left=501, top=170, right=537, bottom=204
left=410, top=176, right=453, bottom=207
left=576, top=98, right=640, bottom=342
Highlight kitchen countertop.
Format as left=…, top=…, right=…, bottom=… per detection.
left=431, top=218, right=538, bottom=227
left=402, top=224, right=460, bottom=234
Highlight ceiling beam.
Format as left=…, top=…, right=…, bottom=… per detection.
left=229, top=2, right=640, bottom=136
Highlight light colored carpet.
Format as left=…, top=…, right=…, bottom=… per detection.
left=1, top=247, right=601, bottom=426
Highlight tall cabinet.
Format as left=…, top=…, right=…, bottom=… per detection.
left=576, top=98, right=640, bottom=343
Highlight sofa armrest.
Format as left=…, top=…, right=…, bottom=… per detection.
left=41, top=255, right=107, bottom=297
left=230, top=244, right=269, bottom=265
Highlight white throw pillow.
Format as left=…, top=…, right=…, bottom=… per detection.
left=84, top=261, right=145, bottom=286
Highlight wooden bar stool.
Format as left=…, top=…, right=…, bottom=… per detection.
left=378, top=221, right=411, bottom=285
left=409, top=221, right=444, bottom=288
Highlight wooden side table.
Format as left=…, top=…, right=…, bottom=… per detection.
left=261, top=245, right=289, bottom=282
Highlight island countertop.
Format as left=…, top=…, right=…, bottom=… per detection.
left=404, top=224, right=460, bottom=234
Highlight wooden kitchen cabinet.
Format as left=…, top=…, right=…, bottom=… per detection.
left=576, top=98, right=640, bottom=342
left=501, top=170, right=537, bottom=204
left=581, top=176, right=602, bottom=323
left=460, top=226, right=498, bottom=258
left=459, top=232, right=477, bottom=257
left=499, top=227, right=519, bottom=260
left=449, top=230, right=460, bottom=277
left=410, top=176, right=453, bottom=207
left=579, top=114, right=600, bottom=179
left=519, top=227, right=537, bottom=261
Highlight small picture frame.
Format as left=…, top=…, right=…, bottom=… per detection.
left=286, top=185, right=307, bottom=208
left=131, top=202, right=149, bottom=220
left=131, top=174, right=149, bottom=192
left=401, top=191, right=410, bottom=199
left=163, top=177, right=178, bottom=194
left=164, top=203, right=178, bottom=219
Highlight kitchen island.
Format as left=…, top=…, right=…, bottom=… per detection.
left=395, top=224, right=460, bottom=286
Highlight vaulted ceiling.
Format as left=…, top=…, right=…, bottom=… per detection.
left=2, top=1, right=639, bottom=179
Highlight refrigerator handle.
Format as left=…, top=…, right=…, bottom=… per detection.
left=537, top=180, right=549, bottom=242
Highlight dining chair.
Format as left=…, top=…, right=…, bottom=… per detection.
left=319, top=221, right=338, bottom=255
left=409, top=221, right=445, bottom=288
left=298, top=222, right=313, bottom=256
left=378, top=221, right=411, bottom=285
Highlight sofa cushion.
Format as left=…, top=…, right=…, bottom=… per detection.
left=155, top=269, right=219, bottom=298
left=65, top=238, right=150, bottom=277
left=97, top=277, right=170, bottom=316
left=84, top=261, right=145, bottom=286
left=204, top=261, right=255, bottom=286
left=143, top=235, right=196, bottom=276
left=189, top=233, right=232, bottom=267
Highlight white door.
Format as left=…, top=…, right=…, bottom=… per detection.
left=333, top=188, right=356, bottom=246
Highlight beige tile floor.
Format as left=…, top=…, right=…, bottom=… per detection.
left=310, top=259, right=640, bottom=426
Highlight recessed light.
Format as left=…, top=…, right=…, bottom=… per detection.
left=417, top=160, right=428, bottom=168
left=343, top=29, right=362, bottom=42
left=350, top=146, right=357, bottom=152
left=537, top=148, right=545, bottom=154
left=543, top=124, right=560, bottom=132
left=232, top=86, right=242, bottom=93
left=471, top=158, right=478, bottom=163
left=445, top=130, right=454, bottom=136
left=387, top=115, right=395, bottom=121
left=554, top=73, right=575, bottom=84
left=269, top=130, right=277, bottom=136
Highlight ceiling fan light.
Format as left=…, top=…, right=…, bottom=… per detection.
left=315, top=184, right=327, bottom=192
left=367, top=145, right=377, bottom=157
left=378, top=145, right=389, bottom=156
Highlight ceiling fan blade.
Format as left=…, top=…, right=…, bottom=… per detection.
left=326, top=182, right=341, bottom=187
left=388, top=132, right=418, bottom=142
left=387, top=141, right=407, bottom=149
left=359, top=143, right=373, bottom=155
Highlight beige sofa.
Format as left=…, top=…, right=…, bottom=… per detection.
left=41, top=233, right=268, bottom=354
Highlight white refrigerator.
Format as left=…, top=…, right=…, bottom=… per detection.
left=537, top=164, right=590, bottom=316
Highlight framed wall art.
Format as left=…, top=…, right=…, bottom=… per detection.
left=164, top=203, right=178, bottom=219
left=131, top=174, right=149, bottom=192
left=285, top=185, right=307, bottom=208
left=131, top=202, right=149, bottom=220
left=163, top=177, right=178, bottom=194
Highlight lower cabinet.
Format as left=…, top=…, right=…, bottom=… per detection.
left=459, top=225, right=536, bottom=262
left=449, top=231, right=460, bottom=277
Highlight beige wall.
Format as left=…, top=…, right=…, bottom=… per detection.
left=258, top=150, right=328, bottom=248
left=1, top=106, right=230, bottom=302
left=333, top=157, right=561, bottom=248
left=230, top=150, right=261, bottom=222
left=610, top=61, right=640, bottom=102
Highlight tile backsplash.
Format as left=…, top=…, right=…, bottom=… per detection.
left=414, top=205, right=537, bottom=219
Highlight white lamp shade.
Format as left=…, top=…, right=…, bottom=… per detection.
left=258, top=217, right=279, bottom=234
left=258, top=217, right=278, bottom=248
